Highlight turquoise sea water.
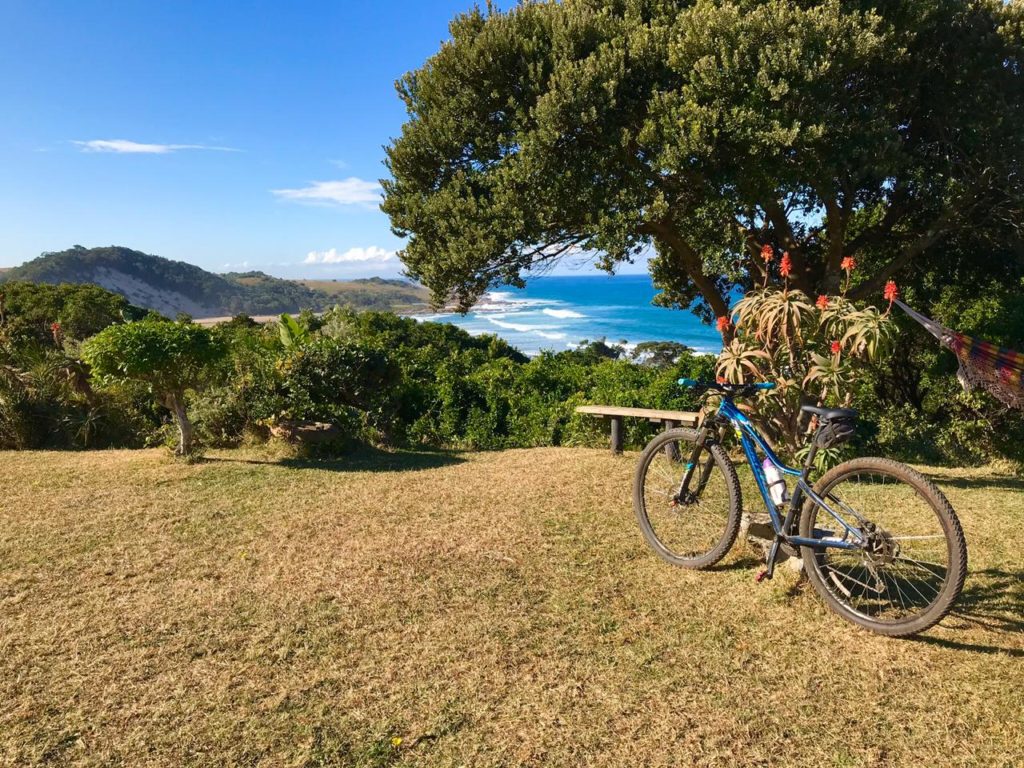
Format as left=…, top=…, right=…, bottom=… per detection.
left=414, top=274, right=724, bottom=357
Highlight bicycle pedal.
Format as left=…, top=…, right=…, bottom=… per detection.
left=755, top=569, right=772, bottom=583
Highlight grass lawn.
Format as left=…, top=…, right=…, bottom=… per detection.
left=2, top=447, right=1022, bottom=767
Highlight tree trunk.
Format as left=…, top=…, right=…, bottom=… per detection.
left=165, top=392, right=193, bottom=456
left=643, top=221, right=734, bottom=338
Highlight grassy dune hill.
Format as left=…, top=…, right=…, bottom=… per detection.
left=0, top=246, right=429, bottom=317
left=1, top=447, right=1021, bottom=766
left=298, top=276, right=430, bottom=312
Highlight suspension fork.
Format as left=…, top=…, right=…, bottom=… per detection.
left=675, top=422, right=721, bottom=500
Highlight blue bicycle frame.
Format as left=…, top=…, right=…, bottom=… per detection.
left=715, top=396, right=864, bottom=552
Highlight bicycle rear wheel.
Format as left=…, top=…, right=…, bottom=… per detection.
left=799, top=457, right=967, bottom=636
left=632, top=428, right=741, bottom=569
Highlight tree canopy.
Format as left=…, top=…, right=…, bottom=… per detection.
left=383, top=0, right=1024, bottom=327
left=82, top=319, right=227, bottom=454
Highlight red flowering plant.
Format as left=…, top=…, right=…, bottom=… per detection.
left=716, top=288, right=895, bottom=453
left=779, top=251, right=793, bottom=286
left=760, top=244, right=774, bottom=287
left=883, top=279, right=899, bottom=313
left=840, top=256, right=856, bottom=295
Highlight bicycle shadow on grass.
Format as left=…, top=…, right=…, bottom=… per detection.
left=707, top=552, right=764, bottom=572
left=202, top=446, right=468, bottom=474
left=914, top=566, right=1024, bottom=657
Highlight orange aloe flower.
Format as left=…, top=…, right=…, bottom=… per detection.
left=779, top=251, right=792, bottom=278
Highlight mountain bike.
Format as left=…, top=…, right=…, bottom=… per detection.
left=632, top=379, right=967, bottom=637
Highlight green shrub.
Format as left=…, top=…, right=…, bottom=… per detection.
left=83, top=319, right=228, bottom=455
left=3, top=278, right=1023, bottom=465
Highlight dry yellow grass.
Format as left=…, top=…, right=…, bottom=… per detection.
left=1, top=447, right=1022, bottom=767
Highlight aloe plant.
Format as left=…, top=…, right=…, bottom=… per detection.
left=717, top=288, right=894, bottom=453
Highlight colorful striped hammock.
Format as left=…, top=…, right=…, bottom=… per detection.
left=895, top=300, right=1024, bottom=409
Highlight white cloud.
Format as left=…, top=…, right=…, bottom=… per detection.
left=303, top=246, right=395, bottom=264
left=272, top=177, right=382, bottom=208
left=73, top=139, right=238, bottom=154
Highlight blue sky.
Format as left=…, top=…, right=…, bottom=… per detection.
left=2, top=0, right=640, bottom=280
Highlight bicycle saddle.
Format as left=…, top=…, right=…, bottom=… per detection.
left=801, top=404, right=857, bottom=421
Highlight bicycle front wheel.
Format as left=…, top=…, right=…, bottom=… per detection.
left=799, top=457, right=967, bottom=637
left=632, top=428, right=741, bottom=569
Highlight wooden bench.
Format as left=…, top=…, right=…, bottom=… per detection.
left=575, top=405, right=701, bottom=455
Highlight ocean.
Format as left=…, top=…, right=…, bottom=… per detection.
left=414, top=274, right=724, bottom=357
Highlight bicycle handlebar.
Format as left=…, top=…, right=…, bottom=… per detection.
left=677, top=378, right=776, bottom=396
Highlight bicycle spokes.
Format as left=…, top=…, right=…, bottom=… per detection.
left=634, top=433, right=741, bottom=568
left=809, top=469, right=951, bottom=623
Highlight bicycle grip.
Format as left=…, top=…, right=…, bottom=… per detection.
left=677, top=378, right=699, bottom=387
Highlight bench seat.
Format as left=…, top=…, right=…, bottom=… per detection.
left=575, top=405, right=701, bottom=454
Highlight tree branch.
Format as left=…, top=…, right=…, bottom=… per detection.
left=641, top=220, right=733, bottom=336
left=816, top=184, right=848, bottom=286
left=848, top=207, right=958, bottom=301
left=732, top=218, right=766, bottom=283
left=761, top=198, right=812, bottom=292
left=845, top=181, right=911, bottom=257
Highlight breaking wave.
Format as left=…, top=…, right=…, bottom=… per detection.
left=541, top=308, right=586, bottom=319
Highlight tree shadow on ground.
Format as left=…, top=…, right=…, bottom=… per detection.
left=203, top=446, right=467, bottom=474
left=924, top=473, right=1024, bottom=492
left=914, top=566, right=1024, bottom=656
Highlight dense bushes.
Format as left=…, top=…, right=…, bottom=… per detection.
left=2, top=281, right=1023, bottom=464
left=0, top=282, right=154, bottom=449
left=184, top=308, right=714, bottom=453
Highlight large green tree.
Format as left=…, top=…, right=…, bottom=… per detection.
left=383, top=0, right=1024, bottom=329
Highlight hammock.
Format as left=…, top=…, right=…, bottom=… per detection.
left=895, top=299, right=1024, bottom=409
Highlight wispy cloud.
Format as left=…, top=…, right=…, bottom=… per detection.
left=73, top=139, right=239, bottom=154
left=303, top=246, right=395, bottom=264
left=272, top=177, right=382, bottom=208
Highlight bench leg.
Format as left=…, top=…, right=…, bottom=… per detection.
left=663, top=419, right=679, bottom=460
left=610, top=416, right=624, bottom=455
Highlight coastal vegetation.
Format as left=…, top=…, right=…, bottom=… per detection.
left=1, top=279, right=1021, bottom=466
left=297, top=277, right=430, bottom=313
